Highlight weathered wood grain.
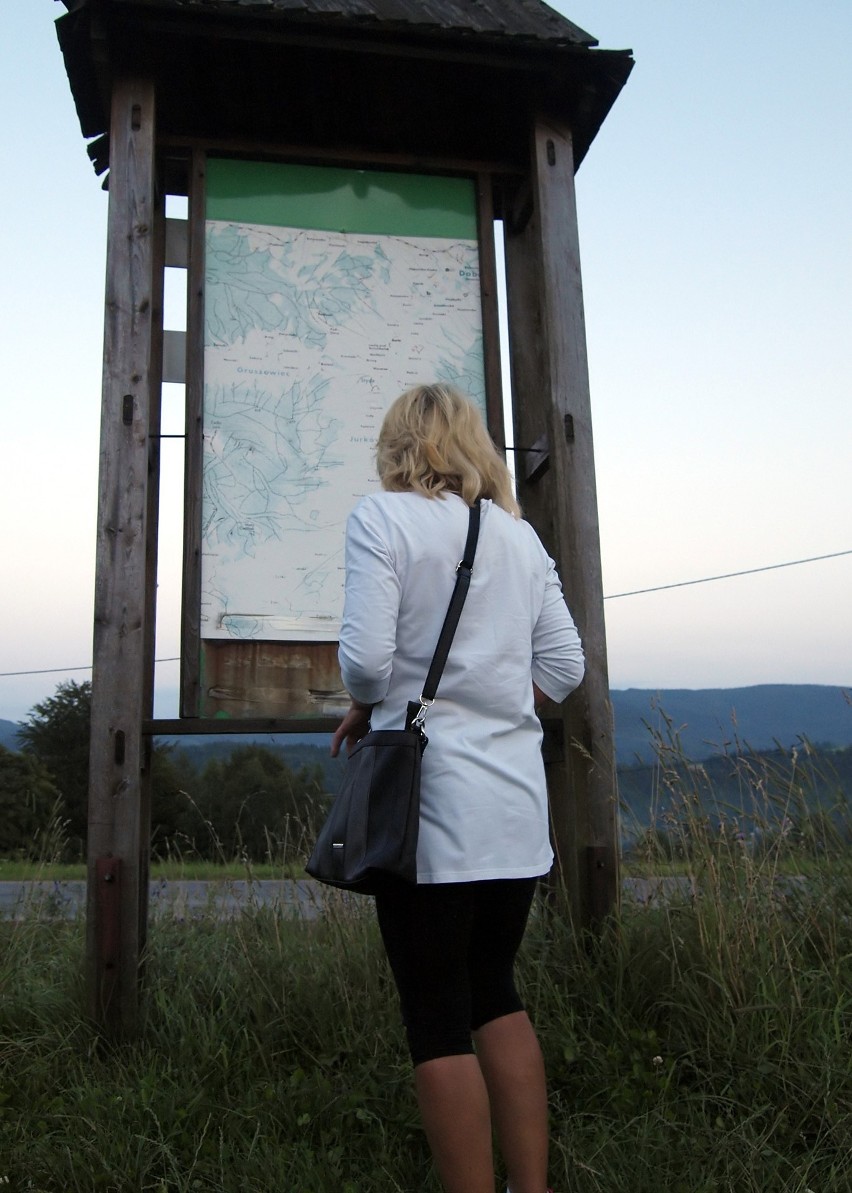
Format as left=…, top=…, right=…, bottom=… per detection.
left=199, top=640, right=347, bottom=720
left=504, top=115, right=618, bottom=928
left=86, top=76, right=158, bottom=1036
left=138, top=176, right=167, bottom=970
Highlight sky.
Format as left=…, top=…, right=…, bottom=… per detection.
left=1, top=0, right=850, bottom=724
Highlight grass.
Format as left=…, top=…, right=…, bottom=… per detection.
left=1, top=855, right=838, bottom=887
left=2, top=734, right=852, bottom=1191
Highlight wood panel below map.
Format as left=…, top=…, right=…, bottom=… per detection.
left=199, top=640, right=348, bottom=720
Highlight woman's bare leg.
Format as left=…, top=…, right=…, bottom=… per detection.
left=473, top=1011, right=549, bottom=1193
left=414, top=1053, right=494, bottom=1193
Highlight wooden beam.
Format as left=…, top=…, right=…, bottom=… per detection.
left=164, top=217, right=188, bottom=268
left=503, top=116, right=618, bottom=930
left=144, top=717, right=338, bottom=737
left=157, top=133, right=522, bottom=182
left=139, top=177, right=166, bottom=978
left=476, top=173, right=505, bottom=445
left=162, top=330, right=186, bottom=384
left=180, top=149, right=206, bottom=717
left=86, top=76, right=158, bottom=1037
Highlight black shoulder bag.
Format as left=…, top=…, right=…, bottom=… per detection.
left=306, top=501, right=481, bottom=894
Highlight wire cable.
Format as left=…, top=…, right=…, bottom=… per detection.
left=1, top=658, right=180, bottom=679
left=603, top=549, right=852, bottom=600
left=2, top=550, right=850, bottom=679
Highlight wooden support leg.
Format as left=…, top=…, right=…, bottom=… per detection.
left=503, top=116, right=618, bottom=930
left=85, top=76, right=159, bottom=1038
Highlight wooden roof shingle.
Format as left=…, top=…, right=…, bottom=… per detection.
left=61, top=0, right=598, bottom=48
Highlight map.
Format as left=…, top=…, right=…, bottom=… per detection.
left=201, top=220, right=485, bottom=641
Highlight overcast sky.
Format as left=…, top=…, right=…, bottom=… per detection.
left=1, top=0, right=850, bottom=723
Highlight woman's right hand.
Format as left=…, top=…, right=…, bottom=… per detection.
left=330, top=700, right=373, bottom=757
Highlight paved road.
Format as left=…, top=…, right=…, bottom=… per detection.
left=0, top=876, right=692, bottom=921
left=0, top=878, right=331, bottom=921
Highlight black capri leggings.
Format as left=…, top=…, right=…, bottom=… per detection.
left=374, top=876, right=538, bottom=1067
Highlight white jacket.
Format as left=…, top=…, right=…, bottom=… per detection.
left=338, top=491, right=584, bottom=883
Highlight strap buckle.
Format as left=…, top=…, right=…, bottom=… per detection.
left=412, top=696, right=434, bottom=729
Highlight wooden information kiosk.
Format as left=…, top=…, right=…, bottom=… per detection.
left=56, top=0, right=633, bottom=1035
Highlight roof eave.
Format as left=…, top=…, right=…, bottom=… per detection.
left=56, top=0, right=634, bottom=174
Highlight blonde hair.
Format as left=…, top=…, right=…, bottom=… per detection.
left=376, top=382, right=520, bottom=517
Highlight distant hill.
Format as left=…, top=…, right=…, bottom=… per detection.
left=162, top=685, right=851, bottom=769
left=611, top=684, right=851, bottom=764
left=0, top=719, right=22, bottom=751
left=616, top=741, right=852, bottom=845
left=3, top=685, right=849, bottom=767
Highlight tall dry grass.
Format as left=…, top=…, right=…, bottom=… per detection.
left=1, top=730, right=851, bottom=1191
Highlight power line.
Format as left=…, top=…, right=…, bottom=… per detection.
left=0, top=658, right=180, bottom=679
left=603, top=549, right=852, bottom=600
left=2, top=549, right=850, bottom=679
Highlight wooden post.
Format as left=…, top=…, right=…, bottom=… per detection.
left=86, top=76, right=158, bottom=1036
left=138, top=157, right=166, bottom=970
left=180, top=149, right=206, bottom=717
left=504, top=116, right=618, bottom=929
left=476, top=171, right=505, bottom=442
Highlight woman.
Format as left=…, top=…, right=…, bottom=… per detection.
left=331, top=382, right=584, bottom=1193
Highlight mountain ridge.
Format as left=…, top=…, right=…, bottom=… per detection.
left=2, top=683, right=849, bottom=764
left=610, top=683, right=850, bottom=763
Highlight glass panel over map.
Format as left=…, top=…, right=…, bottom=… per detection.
left=202, top=159, right=486, bottom=642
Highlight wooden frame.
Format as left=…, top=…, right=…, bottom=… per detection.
left=176, top=149, right=507, bottom=725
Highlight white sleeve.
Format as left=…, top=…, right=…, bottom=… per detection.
left=530, top=556, right=585, bottom=702
left=337, top=500, right=401, bottom=705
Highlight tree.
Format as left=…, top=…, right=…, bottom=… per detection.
left=0, top=745, right=64, bottom=859
left=15, top=679, right=202, bottom=860
left=149, top=745, right=201, bottom=859
left=15, top=681, right=331, bottom=863
left=17, top=680, right=91, bottom=855
left=191, top=745, right=326, bottom=862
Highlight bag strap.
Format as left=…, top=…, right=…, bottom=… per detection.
left=410, top=501, right=481, bottom=727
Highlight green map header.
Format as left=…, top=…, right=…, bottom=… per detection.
left=206, top=159, right=478, bottom=239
